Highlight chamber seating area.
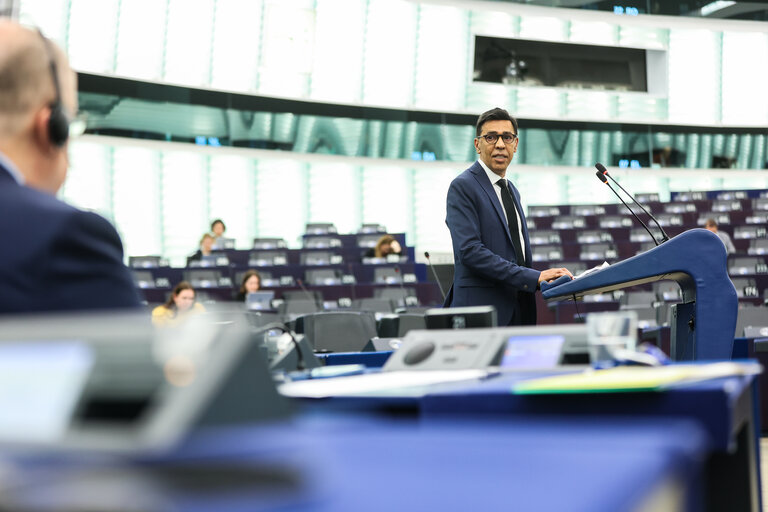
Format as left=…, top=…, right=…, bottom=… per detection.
left=129, top=224, right=443, bottom=322
left=530, top=188, right=768, bottom=335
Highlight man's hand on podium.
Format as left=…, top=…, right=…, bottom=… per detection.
left=538, top=267, right=573, bottom=285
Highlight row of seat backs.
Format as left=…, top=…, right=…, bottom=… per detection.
left=293, top=311, right=427, bottom=353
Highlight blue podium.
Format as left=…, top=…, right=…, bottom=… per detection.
left=542, top=229, right=737, bottom=360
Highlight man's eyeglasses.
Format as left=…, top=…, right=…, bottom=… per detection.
left=477, top=132, right=518, bottom=145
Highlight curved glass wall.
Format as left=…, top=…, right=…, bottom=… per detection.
left=80, top=89, right=768, bottom=170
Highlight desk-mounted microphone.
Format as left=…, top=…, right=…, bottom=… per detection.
left=594, top=167, right=658, bottom=246
left=424, top=252, right=447, bottom=302
left=296, top=278, right=317, bottom=306
left=595, top=163, right=670, bottom=244
left=391, top=265, right=411, bottom=309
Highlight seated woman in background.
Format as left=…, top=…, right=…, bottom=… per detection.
left=365, top=234, right=403, bottom=259
left=151, top=281, right=205, bottom=326
left=236, top=269, right=262, bottom=301
left=188, top=233, right=215, bottom=264
left=210, top=219, right=228, bottom=249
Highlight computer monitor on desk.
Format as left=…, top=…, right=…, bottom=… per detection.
left=246, top=291, right=275, bottom=311
left=425, top=306, right=496, bottom=330
left=0, top=311, right=292, bottom=455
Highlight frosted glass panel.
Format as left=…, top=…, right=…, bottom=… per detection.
left=517, top=88, right=561, bottom=119
left=61, top=141, right=112, bottom=218
left=667, top=174, right=718, bottom=193
left=413, top=5, right=469, bottom=110
left=311, top=0, right=365, bottom=103
left=668, top=29, right=719, bottom=124
left=363, top=0, right=417, bottom=107
left=307, top=162, right=361, bottom=235
left=518, top=16, right=566, bottom=41
left=566, top=91, right=613, bottom=120
left=161, top=151, right=209, bottom=265
left=163, top=0, right=214, bottom=86
left=210, top=0, right=262, bottom=92
left=115, top=0, right=166, bottom=80
left=721, top=31, right=768, bottom=125
left=514, top=170, right=565, bottom=207
left=208, top=155, right=256, bottom=249
left=412, top=166, right=456, bottom=255
left=361, top=166, right=411, bottom=235
left=469, top=10, right=517, bottom=38
left=254, top=159, right=307, bottom=247
left=258, top=1, right=314, bottom=97
left=68, top=0, right=119, bottom=73
left=569, top=21, right=616, bottom=46
left=18, top=0, right=69, bottom=46
left=618, top=25, right=668, bottom=49
left=112, top=147, right=162, bottom=258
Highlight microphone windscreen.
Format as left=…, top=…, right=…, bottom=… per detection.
left=595, top=170, right=608, bottom=183
left=424, top=251, right=430, bottom=259
left=595, top=163, right=607, bottom=174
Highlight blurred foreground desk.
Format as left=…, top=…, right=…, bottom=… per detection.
left=421, top=372, right=761, bottom=512
left=284, top=369, right=761, bottom=512
left=0, top=416, right=707, bottom=512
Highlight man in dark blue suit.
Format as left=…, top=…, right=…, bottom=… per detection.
left=445, top=108, right=571, bottom=326
left=0, top=20, right=141, bottom=313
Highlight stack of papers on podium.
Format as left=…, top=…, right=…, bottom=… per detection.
left=513, top=362, right=762, bottom=395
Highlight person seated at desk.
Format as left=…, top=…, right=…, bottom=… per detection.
left=188, top=233, right=215, bottom=264
left=210, top=218, right=227, bottom=249
left=236, top=269, right=262, bottom=301
left=151, top=281, right=205, bottom=326
left=364, top=234, right=403, bottom=259
left=704, top=218, right=736, bottom=254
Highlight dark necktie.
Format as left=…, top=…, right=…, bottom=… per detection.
left=496, top=179, right=525, bottom=266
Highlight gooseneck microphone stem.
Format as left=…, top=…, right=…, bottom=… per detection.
left=260, top=322, right=305, bottom=371
left=393, top=265, right=408, bottom=303
left=296, top=278, right=317, bottom=306
left=424, top=252, right=447, bottom=302
left=595, top=163, right=670, bottom=243
left=595, top=170, right=660, bottom=246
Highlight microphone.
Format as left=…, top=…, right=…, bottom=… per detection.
left=346, top=263, right=357, bottom=304
left=424, top=251, right=447, bottom=302
left=595, top=163, right=670, bottom=244
left=594, top=169, right=658, bottom=246
left=258, top=322, right=306, bottom=371
left=393, top=265, right=408, bottom=307
left=296, top=278, right=318, bottom=306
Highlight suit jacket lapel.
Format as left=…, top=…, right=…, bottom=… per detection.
left=469, top=163, right=513, bottom=244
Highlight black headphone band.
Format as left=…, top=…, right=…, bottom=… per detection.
left=36, top=29, right=69, bottom=147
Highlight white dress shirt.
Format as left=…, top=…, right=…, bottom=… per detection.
left=477, top=159, right=526, bottom=258
left=0, top=150, right=24, bottom=184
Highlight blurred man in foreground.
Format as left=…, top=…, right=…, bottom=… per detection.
left=0, top=20, right=141, bottom=313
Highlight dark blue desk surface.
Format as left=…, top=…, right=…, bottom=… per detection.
left=291, top=368, right=761, bottom=512
left=1, top=416, right=708, bottom=512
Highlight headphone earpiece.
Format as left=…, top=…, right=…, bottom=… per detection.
left=47, top=102, right=69, bottom=147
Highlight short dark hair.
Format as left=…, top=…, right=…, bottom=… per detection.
left=475, top=107, right=518, bottom=137
left=705, top=218, right=717, bottom=228
left=211, top=219, right=226, bottom=231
